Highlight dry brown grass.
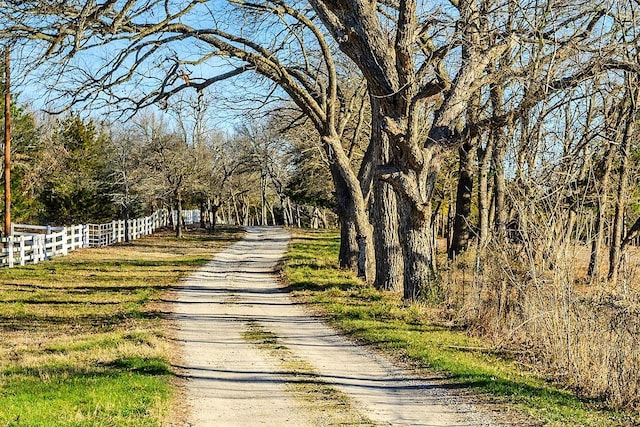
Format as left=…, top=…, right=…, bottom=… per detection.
left=439, top=229, right=640, bottom=413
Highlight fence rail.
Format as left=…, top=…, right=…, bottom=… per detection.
left=0, top=209, right=200, bottom=268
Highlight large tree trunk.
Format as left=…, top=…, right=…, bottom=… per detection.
left=398, top=197, right=438, bottom=301
left=369, top=102, right=403, bottom=292
left=373, top=104, right=442, bottom=301
left=372, top=183, right=402, bottom=291
left=449, top=140, right=475, bottom=259
left=339, top=212, right=358, bottom=270
left=332, top=163, right=358, bottom=270
left=328, top=159, right=374, bottom=280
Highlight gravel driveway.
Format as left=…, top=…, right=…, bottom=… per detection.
left=172, top=227, right=504, bottom=426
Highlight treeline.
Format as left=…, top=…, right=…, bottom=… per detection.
left=0, top=102, right=335, bottom=233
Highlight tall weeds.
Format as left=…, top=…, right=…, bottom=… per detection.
left=443, top=199, right=640, bottom=411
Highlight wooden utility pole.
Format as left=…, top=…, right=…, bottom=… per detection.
left=4, top=47, right=11, bottom=237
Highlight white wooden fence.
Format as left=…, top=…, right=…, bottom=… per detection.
left=0, top=209, right=201, bottom=268
left=174, top=209, right=201, bottom=226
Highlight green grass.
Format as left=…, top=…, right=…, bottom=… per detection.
left=282, top=229, right=640, bottom=427
left=0, top=227, right=242, bottom=426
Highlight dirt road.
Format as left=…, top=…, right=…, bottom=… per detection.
left=172, top=227, right=503, bottom=426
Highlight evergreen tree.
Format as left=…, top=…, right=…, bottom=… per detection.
left=38, top=115, right=116, bottom=224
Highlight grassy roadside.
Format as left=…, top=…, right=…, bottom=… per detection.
left=0, top=227, right=242, bottom=427
left=282, top=229, right=639, bottom=427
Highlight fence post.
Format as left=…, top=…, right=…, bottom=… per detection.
left=82, top=224, right=88, bottom=248
left=69, top=226, right=75, bottom=251
left=7, top=237, right=14, bottom=268
left=37, top=235, right=44, bottom=263
left=77, top=225, right=82, bottom=249
left=62, top=227, right=68, bottom=255
left=32, top=236, right=39, bottom=264
left=18, top=236, right=25, bottom=266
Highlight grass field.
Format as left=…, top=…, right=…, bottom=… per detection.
left=0, top=227, right=242, bottom=427
left=282, top=229, right=640, bottom=427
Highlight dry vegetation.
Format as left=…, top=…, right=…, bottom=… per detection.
left=441, top=224, right=640, bottom=412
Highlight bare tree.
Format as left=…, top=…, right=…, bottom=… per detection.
left=132, top=114, right=201, bottom=237
left=104, top=127, right=148, bottom=241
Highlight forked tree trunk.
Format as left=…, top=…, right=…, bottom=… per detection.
left=232, top=195, right=241, bottom=226
left=281, top=197, right=290, bottom=227
left=269, top=202, right=276, bottom=226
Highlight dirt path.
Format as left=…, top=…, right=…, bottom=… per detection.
left=172, top=227, right=503, bottom=426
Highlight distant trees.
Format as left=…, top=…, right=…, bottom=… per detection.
left=104, top=127, right=148, bottom=240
